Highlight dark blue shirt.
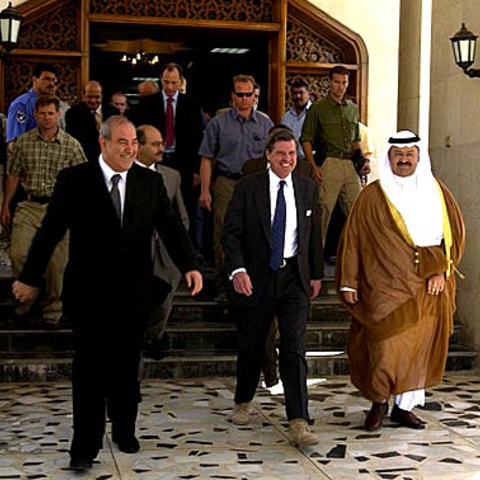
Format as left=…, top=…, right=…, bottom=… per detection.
left=7, top=88, right=38, bottom=142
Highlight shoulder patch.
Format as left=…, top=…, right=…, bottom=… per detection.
left=16, top=111, right=27, bottom=124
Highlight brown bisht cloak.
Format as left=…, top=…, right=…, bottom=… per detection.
left=336, top=180, right=465, bottom=402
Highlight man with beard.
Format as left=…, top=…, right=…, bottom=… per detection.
left=337, top=130, right=465, bottom=431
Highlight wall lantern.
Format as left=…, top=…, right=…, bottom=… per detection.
left=0, top=2, right=23, bottom=58
left=451, top=23, right=480, bottom=78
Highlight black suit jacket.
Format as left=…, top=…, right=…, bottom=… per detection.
left=65, top=102, right=119, bottom=162
left=135, top=92, right=203, bottom=173
left=19, top=161, right=198, bottom=326
left=222, top=170, right=324, bottom=307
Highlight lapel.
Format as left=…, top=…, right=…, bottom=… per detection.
left=292, top=174, right=308, bottom=249
left=175, top=93, right=184, bottom=131
left=155, top=93, right=165, bottom=130
left=253, top=171, right=271, bottom=243
left=123, top=165, right=140, bottom=229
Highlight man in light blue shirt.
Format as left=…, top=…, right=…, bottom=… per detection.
left=6, top=63, right=58, bottom=150
left=281, top=80, right=312, bottom=159
left=199, top=74, right=273, bottom=298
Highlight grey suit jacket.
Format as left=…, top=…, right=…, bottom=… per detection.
left=153, top=163, right=189, bottom=286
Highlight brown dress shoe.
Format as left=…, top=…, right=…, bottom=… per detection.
left=390, top=404, right=425, bottom=429
left=365, top=402, right=389, bottom=431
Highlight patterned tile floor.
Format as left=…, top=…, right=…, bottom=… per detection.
left=2, top=375, right=480, bottom=479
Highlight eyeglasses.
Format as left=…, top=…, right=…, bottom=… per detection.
left=233, top=91, right=254, bottom=98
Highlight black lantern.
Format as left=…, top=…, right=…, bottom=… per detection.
left=0, top=2, right=23, bottom=56
left=450, top=23, right=480, bottom=78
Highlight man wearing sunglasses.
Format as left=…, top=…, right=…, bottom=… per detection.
left=199, top=74, right=273, bottom=300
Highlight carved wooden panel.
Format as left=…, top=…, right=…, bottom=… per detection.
left=17, top=1, right=80, bottom=52
left=287, top=17, right=343, bottom=63
left=4, top=59, right=81, bottom=109
left=89, top=0, right=273, bottom=22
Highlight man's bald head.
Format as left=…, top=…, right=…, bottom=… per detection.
left=138, top=81, right=159, bottom=97
left=84, top=80, right=103, bottom=111
left=137, top=125, right=164, bottom=166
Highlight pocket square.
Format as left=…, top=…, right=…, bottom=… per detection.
left=306, top=209, right=312, bottom=217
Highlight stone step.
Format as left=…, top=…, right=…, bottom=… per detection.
left=0, top=321, right=464, bottom=358
left=0, top=345, right=475, bottom=382
left=0, top=295, right=351, bottom=327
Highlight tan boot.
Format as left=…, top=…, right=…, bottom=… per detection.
left=288, top=418, right=319, bottom=447
left=231, top=402, right=250, bottom=425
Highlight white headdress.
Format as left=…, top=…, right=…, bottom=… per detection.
left=379, top=130, right=443, bottom=247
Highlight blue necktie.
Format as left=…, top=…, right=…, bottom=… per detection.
left=270, top=180, right=286, bottom=271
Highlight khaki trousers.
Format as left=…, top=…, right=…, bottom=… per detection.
left=10, top=201, right=69, bottom=321
left=213, top=176, right=236, bottom=293
left=319, top=157, right=362, bottom=245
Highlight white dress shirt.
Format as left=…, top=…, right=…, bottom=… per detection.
left=268, top=169, right=298, bottom=259
left=135, top=159, right=156, bottom=171
left=230, top=170, right=298, bottom=280
left=99, top=155, right=128, bottom=220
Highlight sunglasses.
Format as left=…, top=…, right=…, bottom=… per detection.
left=233, top=91, right=254, bottom=98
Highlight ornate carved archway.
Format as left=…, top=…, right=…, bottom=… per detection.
left=0, top=0, right=368, bottom=123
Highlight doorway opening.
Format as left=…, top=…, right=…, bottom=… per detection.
left=89, top=23, right=270, bottom=115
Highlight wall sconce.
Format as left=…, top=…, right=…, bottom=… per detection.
left=0, top=2, right=23, bottom=59
left=450, top=23, right=480, bottom=78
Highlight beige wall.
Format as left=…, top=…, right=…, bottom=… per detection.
left=0, top=0, right=23, bottom=9
left=430, top=0, right=480, bottom=350
left=309, top=0, right=401, bottom=179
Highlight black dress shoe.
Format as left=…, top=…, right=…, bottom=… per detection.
left=113, top=435, right=140, bottom=454
left=391, top=404, right=425, bottom=429
left=365, top=401, right=389, bottom=431
left=263, top=370, right=279, bottom=388
left=69, top=456, right=93, bottom=470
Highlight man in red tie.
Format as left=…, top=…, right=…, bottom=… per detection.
left=135, top=63, right=204, bottom=236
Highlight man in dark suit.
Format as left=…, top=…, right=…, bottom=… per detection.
left=65, top=80, right=119, bottom=162
left=135, top=63, right=203, bottom=232
left=12, top=116, right=202, bottom=470
left=241, top=132, right=318, bottom=388
left=222, top=128, right=323, bottom=447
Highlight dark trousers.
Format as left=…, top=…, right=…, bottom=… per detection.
left=69, top=323, right=142, bottom=459
left=234, top=259, right=310, bottom=421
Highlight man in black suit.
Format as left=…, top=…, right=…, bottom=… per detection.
left=12, top=116, right=202, bottom=470
left=65, top=80, right=119, bottom=161
left=135, top=63, right=203, bottom=232
left=222, top=128, right=323, bottom=447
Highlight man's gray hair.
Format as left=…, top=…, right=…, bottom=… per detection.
left=99, top=115, right=135, bottom=140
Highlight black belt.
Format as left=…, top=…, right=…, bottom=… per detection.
left=27, top=194, right=51, bottom=204
left=218, top=171, right=242, bottom=181
left=326, top=152, right=351, bottom=160
left=279, top=256, right=297, bottom=269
